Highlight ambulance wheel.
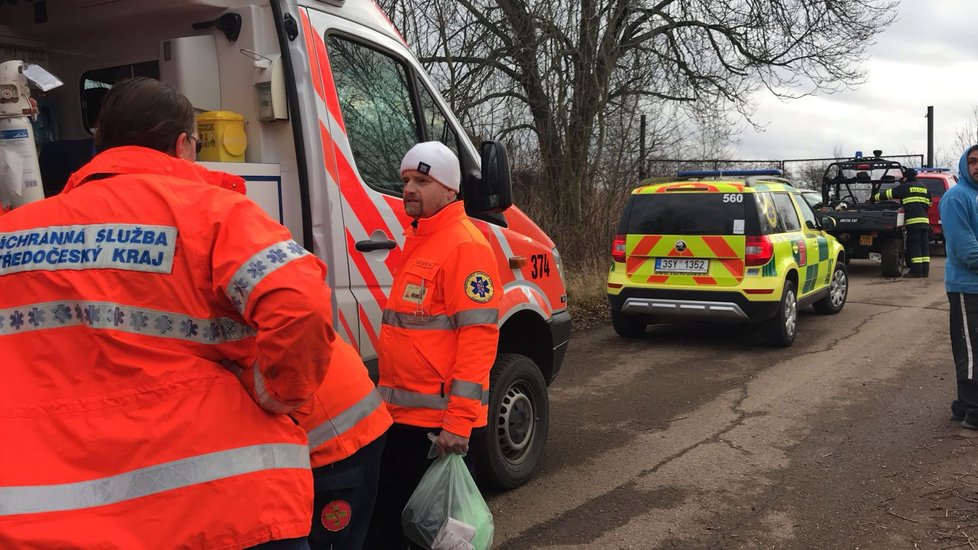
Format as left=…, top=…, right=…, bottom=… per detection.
left=880, top=237, right=904, bottom=277
left=472, top=353, right=549, bottom=490
left=813, top=262, right=848, bottom=314
left=764, top=279, right=797, bottom=347
left=611, top=308, right=646, bottom=338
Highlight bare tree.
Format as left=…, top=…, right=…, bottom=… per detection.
left=949, top=107, right=978, bottom=166
left=927, top=109, right=978, bottom=173
left=378, top=0, right=896, bottom=263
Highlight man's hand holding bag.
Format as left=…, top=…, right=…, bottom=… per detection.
left=401, top=453, right=494, bottom=550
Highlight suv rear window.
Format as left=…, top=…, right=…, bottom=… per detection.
left=619, top=193, right=758, bottom=235
left=919, top=176, right=947, bottom=198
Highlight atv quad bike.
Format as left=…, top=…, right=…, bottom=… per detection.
left=819, top=151, right=907, bottom=278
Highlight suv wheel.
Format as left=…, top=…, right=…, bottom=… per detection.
left=471, top=353, right=549, bottom=490
left=765, top=279, right=797, bottom=347
left=880, top=236, right=904, bottom=277
left=813, top=262, right=848, bottom=314
left=611, top=308, right=646, bottom=338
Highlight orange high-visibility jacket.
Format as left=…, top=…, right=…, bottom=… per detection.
left=377, top=201, right=501, bottom=438
left=0, top=146, right=335, bottom=548
left=293, top=338, right=392, bottom=468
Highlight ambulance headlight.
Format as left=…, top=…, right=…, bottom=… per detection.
left=552, top=246, right=566, bottom=288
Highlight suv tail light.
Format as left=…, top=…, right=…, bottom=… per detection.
left=745, top=235, right=774, bottom=266
left=612, top=234, right=626, bottom=263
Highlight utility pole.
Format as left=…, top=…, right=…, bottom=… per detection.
left=926, top=106, right=934, bottom=168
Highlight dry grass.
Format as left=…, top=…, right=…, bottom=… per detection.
left=564, top=257, right=611, bottom=332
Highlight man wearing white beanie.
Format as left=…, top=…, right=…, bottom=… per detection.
left=367, top=141, right=501, bottom=548
left=399, top=140, right=462, bottom=218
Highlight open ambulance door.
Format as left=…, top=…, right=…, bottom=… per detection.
left=300, top=5, right=482, bottom=369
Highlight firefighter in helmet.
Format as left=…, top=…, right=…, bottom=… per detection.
left=873, top=167, right=932, bottom=277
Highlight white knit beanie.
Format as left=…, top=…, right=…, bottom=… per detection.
left=399, top=141, right=461, bottom=192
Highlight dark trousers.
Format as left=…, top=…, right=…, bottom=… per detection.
left=948, top=292, right=978, bottom=423
left=309, top=433, right=387, bottom=550
left=365, top=424, right=483, bottom=550
left=907, top=226, right=930, bottom=276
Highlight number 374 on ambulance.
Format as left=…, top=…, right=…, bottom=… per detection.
left=1, top=0, right=570, bottom=488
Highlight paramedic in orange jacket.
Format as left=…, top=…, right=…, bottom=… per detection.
left=366, top=141, right=501, bottom=548
left=292, top=337, right=391, bottom=549
left=0, top=77, right=332, bottom=549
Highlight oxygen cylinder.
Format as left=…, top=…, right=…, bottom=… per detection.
left=0, top=60, right=45, bottom=211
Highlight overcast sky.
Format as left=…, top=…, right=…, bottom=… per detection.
left=735, top=0, right=978, bottom=167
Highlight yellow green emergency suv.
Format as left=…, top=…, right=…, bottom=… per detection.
left=607, top=170, right=848, bottom=346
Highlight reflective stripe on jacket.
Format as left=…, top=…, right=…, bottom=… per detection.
left=875, top=180, right=932, bottom=226
left=378, top=201, right=500, bottom=438
left=293, top=338, right=392, bottom=468
left=0, top=146, right=334, bottom=548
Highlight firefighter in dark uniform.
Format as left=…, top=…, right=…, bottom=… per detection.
left=873, top=167, right=932, bottom=278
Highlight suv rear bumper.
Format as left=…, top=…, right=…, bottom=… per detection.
left=608, top=288, right=780, bottom=323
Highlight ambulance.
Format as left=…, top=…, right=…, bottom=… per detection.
left=0, top=0, right=570, bottom=489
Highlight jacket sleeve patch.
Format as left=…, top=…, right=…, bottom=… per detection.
left=464, top=271, right=494, bottom=303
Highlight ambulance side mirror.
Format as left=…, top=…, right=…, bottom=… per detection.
left=466, top=140, right=513, bottom=215
left=820, top=216, right=837, bottom=231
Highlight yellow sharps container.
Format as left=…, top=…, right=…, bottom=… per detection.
left=196, top=111, right=248, bottom=162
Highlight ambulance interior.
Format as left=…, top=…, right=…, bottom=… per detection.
left=1, top=0, right=300, bottom=232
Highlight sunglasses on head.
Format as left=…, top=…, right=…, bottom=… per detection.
left=187, top=132, right=202, bottom=154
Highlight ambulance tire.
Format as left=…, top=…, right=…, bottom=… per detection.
left=880, top=236, right=903, bottom=277
left=471, top=353, right=549, bottom=490
left=611, top=309, right=646, bottom=338
left=764, top=279, right=797, bottom=347
left=813, top=261, right=848, bottom=315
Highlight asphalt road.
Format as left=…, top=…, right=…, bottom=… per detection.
left=488, top=257, right=978, bottom=549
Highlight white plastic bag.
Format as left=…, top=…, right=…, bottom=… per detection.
left=401, top=453, right=494, bottom=550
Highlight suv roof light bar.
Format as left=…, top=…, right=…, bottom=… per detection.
left=676, top=169, right=783, bottom=178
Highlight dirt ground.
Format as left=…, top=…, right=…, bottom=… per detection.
left=697, top=356, right=978, bottom=550
left=491, top=258, right=978, bottom=549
